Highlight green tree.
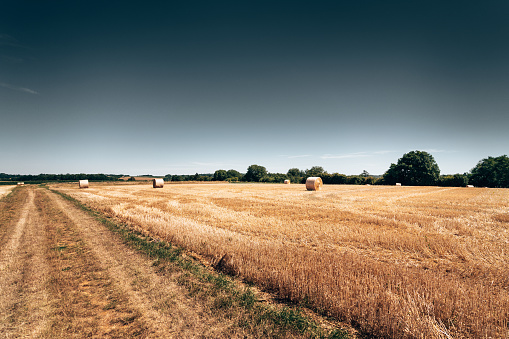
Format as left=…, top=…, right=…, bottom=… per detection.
left=287, top=168, right=303, bottom=177
left=469, top=155, right=509, bottom=188
left=213, top=169, right=227, bottom=181
left=360, top=170, right=370, bottom=177
left=439, top=174, right=469, bottom=187
left=226, top=169, right=242, bottom=180
left=383, top=151, right=440, bottom=186
left=347, top=175, right=362, bottom=185
left=305, top=166, right=326, bottom=177
left=243, top=164, right=267, bottom=182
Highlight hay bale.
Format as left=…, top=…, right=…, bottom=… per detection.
left=396, top=183, right=402, bottom=186
left=17, top=182, right=24, bottom=186
left=306, top=177, right=323, bottom=191
left=466, top=185, right=474, bottom=188
left=79, top=180, right=89, bottom=188
left=152, top=178, right=164, bottom=188
left=284, top=179, right=290, bottom=184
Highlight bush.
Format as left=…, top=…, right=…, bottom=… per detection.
left=439, top=174, right=469, bottom=187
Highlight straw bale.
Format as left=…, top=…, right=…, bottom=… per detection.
left=306, top=177, right=323, bottom=191
left=284, top=180, right=290, bottom=184
left=79, top=180, right=89, bottom=189
left=466, top=185, right=474, bottom=188
left=153, top=178, right=164, bottom=188
left=396, top=183, right=402, bottom=186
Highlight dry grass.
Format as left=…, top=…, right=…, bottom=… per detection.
left=0, top=185, right=15, bottom=199
left=52, top=182, right=509, bottom=338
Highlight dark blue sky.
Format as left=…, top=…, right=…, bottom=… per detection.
left=1, top=1, right=508, bottom=175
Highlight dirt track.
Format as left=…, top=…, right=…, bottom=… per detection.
left=0, top=186, right=247, bottom=338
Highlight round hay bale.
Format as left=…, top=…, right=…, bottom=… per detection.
left=395, top=183, right=402, bottom=186
left=306, top=177, right=323, bottom=191
left=152, top=178, right=164, bottom=188
left=79, top=180, right=89, bottom=189
left=284, top=179, right=290, bottom=184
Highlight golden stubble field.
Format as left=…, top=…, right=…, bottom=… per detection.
left=53, top=182, right=509, bottom=338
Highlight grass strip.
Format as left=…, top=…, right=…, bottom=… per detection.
left=49, top=187, right=349, bottom=339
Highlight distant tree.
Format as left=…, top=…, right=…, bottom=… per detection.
left=439, top=174, right=469, bottom=187
left=260, top=173, right=288, bottom=183
left=243, top=165, right=267, bottom=182
left=127, top=176, right=136, bottom=181
left=226, top=169, right=242, bottom=180
left=363, top=176, right=376, bottom=185
left=383, top=151, right=440, bottom=186
left=323, top=173, right=347, bottom=184
left=305, top=166, right=326, bottom=177
left=347, top=175, right=362, bottom=185
left=360, top=170, right=370, bottom=177
left=287, top=168, right=303, bottom=177
left=469, top=155, right=509, bottom=188
left=213, top=169, right=228, bottom=181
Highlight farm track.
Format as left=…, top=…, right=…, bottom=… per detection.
left=0, top=186, right=259, bottom=338
left=0, top=188, right=51, bottom=337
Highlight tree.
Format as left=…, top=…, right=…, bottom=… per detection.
left=243, top=164, right=267, bottom=182
left=287, top=168, right=303, bottom=177
left=213, top=169, right=227, bottom=181
left=439, top=174, right=469, bottom=187
left=383, top=151, right=440, bottom=186
left=226, top=169, right=242, bottom=180
left=305, top=166, right=326, bottom=177
left=469, top=155, right=509, bottom=188
left=360, top=170, right=370, bottom=177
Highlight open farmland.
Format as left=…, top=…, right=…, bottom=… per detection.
left=4, top=185, right=347, bottom=338
left=52, top=182, right=509, bottom=338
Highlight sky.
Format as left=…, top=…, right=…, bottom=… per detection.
left=1, top=1, right=508, bottom=176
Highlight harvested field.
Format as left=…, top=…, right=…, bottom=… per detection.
left=3, top=185, right=338, bottom=338
left=52, top=182, right=509, bottom=338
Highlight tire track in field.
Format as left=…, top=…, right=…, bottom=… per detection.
left=0, top=188, right=33, bottom=271
left=45, top=189, right=222, bottom=337
left=0, top=187, right=51, bottom=337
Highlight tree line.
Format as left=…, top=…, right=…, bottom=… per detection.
left=0, top=173, right=121, bottom=184
left=203, top=152, right=509, bottom=188
left=2, top=152, right=508, bottom=188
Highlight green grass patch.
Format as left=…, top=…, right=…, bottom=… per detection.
left=49, top=188, right=349, bottom=338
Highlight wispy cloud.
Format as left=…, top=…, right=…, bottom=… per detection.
left=0, top=55, right=24, bottom=63
left=321, top=150, right=401, bottom=159
left=0, top=82, right=39, bottom=95
left=373, top=150, right=398, bottom=155
left=192, top=161, right=234, bottom=167
left=0, top=34, right=17, bottom=46
left=420, top=149, right=455, bottom=154
left=0, top=34, right=27, bottom=49
left=281, top=154, right=312, bottom=159
left=321, top=152, right=370, bottom=159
